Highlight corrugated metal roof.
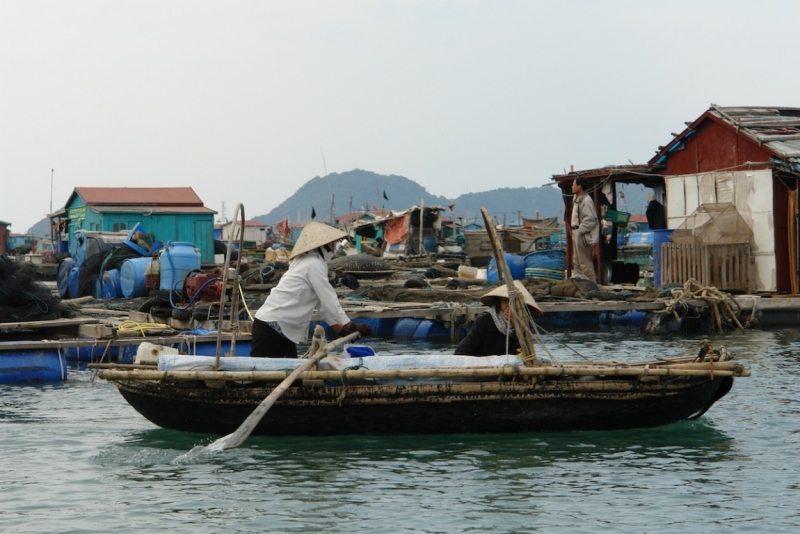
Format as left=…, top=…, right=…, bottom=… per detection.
left=709, top=106, right=800, bottom=159
left=651, top=105, right=800, bottom=169
left=75, top=187, right=205, bottom=206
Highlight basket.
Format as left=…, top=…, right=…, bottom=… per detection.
left=605, top=209, right=631, bottom=226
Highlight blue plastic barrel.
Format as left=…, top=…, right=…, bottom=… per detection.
left=57, top=258, right=75, bottom=298
left=101, top=269, right=122, bottom=299
left=423, top=236, right=438, bottom=253
left=487, top=253, right=526, bottom=283
left=119, top=257, right=153, bottom=298
left=68, top=266, right=81, bottom=299
left=524, top=250, right=566, bottom=280
left=653, top=229, right=675, bottom=287
left=393, top=318, right=422, bottom=337
left=159, top=242, right=201, bottom=292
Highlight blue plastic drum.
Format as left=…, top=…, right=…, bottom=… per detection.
left=56, top=258, right=75, bottom=298
left=101, top=269, right=122, bottom=299
left=487, top=253, right=526, bottom=283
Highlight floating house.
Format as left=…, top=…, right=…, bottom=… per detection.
left=217, top=219, right=271, bottom=247
left=53, top=187, right=216, bottom=263
left=553, top=105, right=800, bottom=293
left=650, top=105, right=800, bottom=293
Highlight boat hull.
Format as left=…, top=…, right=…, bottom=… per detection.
left=113, top=375, right=734, bottom=436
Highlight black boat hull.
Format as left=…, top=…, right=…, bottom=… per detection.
left=113, top=375, right=734, bottom=436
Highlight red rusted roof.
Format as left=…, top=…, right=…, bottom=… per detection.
left=74, top=187, right=204, bottom=206
left=89, top=205, right=216, bottom=214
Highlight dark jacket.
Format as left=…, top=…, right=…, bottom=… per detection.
left=454, top=313, right=520, bottom=356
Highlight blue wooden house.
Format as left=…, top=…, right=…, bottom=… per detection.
left=55, top=187, right=217, bottom=263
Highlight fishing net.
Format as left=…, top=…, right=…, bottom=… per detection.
left=0, top=255, right=71, bottom=323
left=352, top=278, right=555, bottom=304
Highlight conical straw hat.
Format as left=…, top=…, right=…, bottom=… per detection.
left=480, top=280, right=543, bottom=318
left=289, top=222, right=349, bottom=259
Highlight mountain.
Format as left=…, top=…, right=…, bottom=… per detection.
left=18, top=170, right=652, bottom=238
left=254, top=169, right=651, bottom=226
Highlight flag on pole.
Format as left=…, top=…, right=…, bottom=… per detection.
left=383, top=190, right=389, bottom=200
left=275, top=217, right=291, bottom=239
left=311, top=207, right=316, bottom=220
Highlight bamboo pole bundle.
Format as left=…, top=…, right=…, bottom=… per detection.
left=98, top=362, right=749, bottom=383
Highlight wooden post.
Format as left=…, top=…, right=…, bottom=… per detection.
left=480, top=207, right=537, bottom=365
left=419, top=199, right=424, bottom=256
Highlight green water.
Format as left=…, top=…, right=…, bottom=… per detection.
left=1, top=328, right=799, bottom=533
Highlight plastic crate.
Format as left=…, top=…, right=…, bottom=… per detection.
left=605, top=209, right=631, bottom=226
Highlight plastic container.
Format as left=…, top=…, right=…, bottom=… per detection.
left=119, top=257, right=153, bottom=298
left=159, top=241, right=201, bottom=292
left=653, top=229, right=675, bottom=288
left=56, top=258, right=75, bottom=298
left=68, top=266, right=81, bottom=299
left=605, top=209, right=631, bottom=226
left=423, top=236, right=438, bottom=253
left=486, top=253, right=526, bottom=283
left=457, top=265, right=478, bottom=279
left=100, top=269, right=122, bottom=299
left=524, top=250, right=566, bottom=280
left=393, top=318, right=422, bottom=337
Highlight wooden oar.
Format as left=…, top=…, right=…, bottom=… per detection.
left=206, top=331, right=360, bottom=451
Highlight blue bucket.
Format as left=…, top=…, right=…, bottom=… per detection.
left=653, top=229, right=674, bottom=287
left=160, top=242, right=201, bottom=292
left=487, top=253, right=526, bottom=283
left=57, top=258, right=75, bottom=298
left=524, top=250, right=566, bottom=280
left=119, top=257, right=153, bottom=298
left=101, top=269, right=122, bottom=299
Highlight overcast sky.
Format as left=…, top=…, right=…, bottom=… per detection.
left=2, top=0, right=799, bottom=232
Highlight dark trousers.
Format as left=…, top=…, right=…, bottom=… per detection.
left=251, top=318, right=297, bottom=358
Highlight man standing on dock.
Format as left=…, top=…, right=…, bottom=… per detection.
left=570, top=177, right=599, bottom=281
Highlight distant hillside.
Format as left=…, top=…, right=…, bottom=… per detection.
left=19, top=170, right=651, bottom=238
left=255, top=169, right=652, bottom=226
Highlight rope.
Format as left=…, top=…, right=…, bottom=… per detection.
left=117, top=320, right=172, bottom=337
left=655, top=278, right=745, bottom=334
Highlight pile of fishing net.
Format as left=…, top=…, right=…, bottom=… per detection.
left=0, top=255, right=71, bottom=323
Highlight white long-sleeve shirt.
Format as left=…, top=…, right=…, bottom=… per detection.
left=254, top=251, right=350, bottom=343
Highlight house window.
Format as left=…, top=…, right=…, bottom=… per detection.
left=113, top=223, right=127, bottom=232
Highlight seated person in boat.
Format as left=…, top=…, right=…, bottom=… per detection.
left=454, top=280, right=542, bottom=356
left=251, top=222, right=371, bottom=358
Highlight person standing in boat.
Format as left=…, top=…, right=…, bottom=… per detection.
left=251, top=222, right=371, bottom=358
left=570, top=177, right=599, bottom=281
left=454, top=280, right=542, bottom=356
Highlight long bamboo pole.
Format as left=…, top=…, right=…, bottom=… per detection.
left=98, top=363, right=749, bottom=382
left=215, top=202, right=247, bottom=368
left=206, top=332, right=361, bottom=451
left=480, top=207, right=537, bottom=364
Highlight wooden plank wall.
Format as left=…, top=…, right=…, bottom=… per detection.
left=661, top=243, right=753, bottom=293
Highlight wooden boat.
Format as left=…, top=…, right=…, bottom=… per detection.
left=96, top=343, right=748, bottom=436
